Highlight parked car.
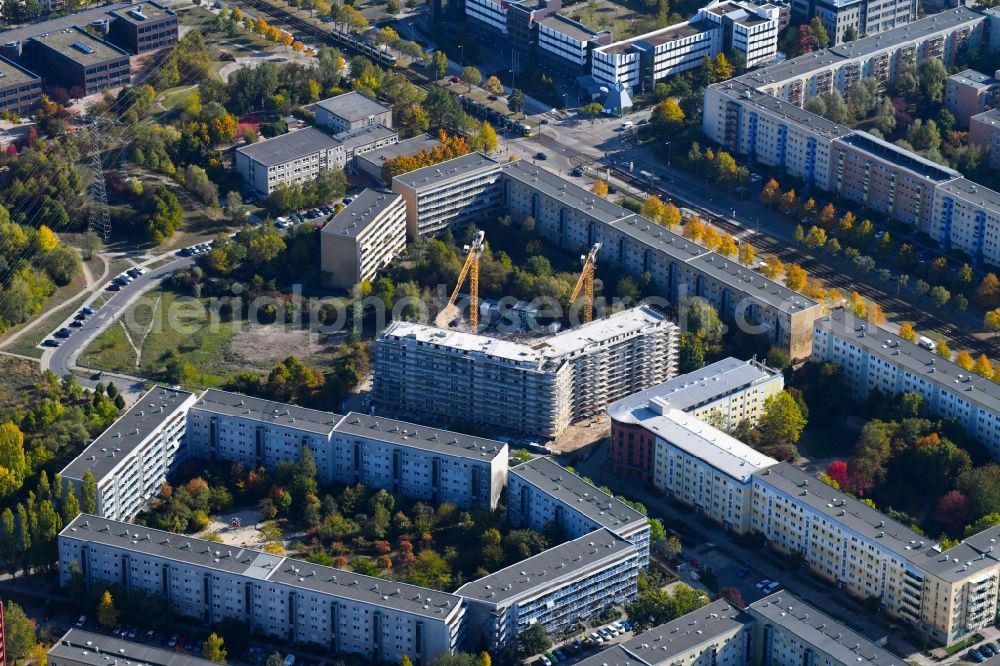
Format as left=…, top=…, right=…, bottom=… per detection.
left=126, top=268, right=142, bottom=278
left=54, top=328, right=72, bottom=338
left=749, top=172, right=762, bottom=183
left=534, top=152, right=547, bottom=160
left=690, top=559, right=704, bottom=569
left=106, top=283, right=121, bottom=291
left=42, top=339, right=60, bottom=348
left=755, top=579, right=772, bottom=590
left=980, top=645, right=995, bottom=657
left=570, top=168, right=583, bottom=177
left=127, top=628, right=138, bottom=641
left=553, top=649, right=566, bottom=660
left=987, top=642, right=999, bottom=654
left=762, top=580, right=781, bottom=594
left=449, top=76, right=460, bottom=83
left=967, top=650, right=984, bottom=663
left=69, top=320, right=83, bottom=328
left=539, top=658, right=552, bottom=666
left=619, top=121, right=633, bottom=130
left=343, top=197, right=354, bottom=206
left=76, top=615, right=86, bottom=628
left=146, top=630, right=156, bottom=642
left=81, top=306, right=95, bottom=315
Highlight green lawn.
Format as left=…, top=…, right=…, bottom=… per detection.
left=944, top=634, right=983, bottom=656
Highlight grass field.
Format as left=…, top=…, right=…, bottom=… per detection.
left=4, top=296, right=90, bottom=359
left=0, top=356, right=42, bottom=412
left=0, top=266, right=90, bottom=352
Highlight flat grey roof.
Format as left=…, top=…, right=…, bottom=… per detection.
left=688, top=251, right=818, bottom=312
left=816, top=309, right=1000, bottom=413
left=749, top=593, right=903, bottom=666
left=61, top=386, right=193, bottom=482
left=836, top=132, right=960, bottom=183
left=948, top=69, right=998, bottom=89
left=334, top=123, right=397, bottom=152
left=0, top=54, right=39, bottom=87
left=236, top=127, right=341, bottom=167
left=62, top=514, right=463, bottom=619
left=608, top=357, right=780, bottom=423
left=575, top=600, right=746, bottom=666
left=752, top=462, right=932, bottom=562
left=455, top=528, right=637, bottom=605
left=356, top=133, right=442, bottom=176
left=315, top=91, right=390, bottom=122
left=0, top=2, right=131, bottom=44
left=971, top=108, right=1000, bottom=127
left=511, top=457, right=648, bottom=536
left=600, top=19, right=711, bottom=53
left=913, top=526, right=1000, bottom=582
left=109, top=1, right=175, bottom=24
left=322, top=189, right=402, bottom=238
left=334, top=411, right=507, bottom=461
left=711, top=78, right=852, bottom=140
left=50, top=630, right=217, bottom=666
left=501, top=159, right=636, bottom=226
left=392, top=152, right=499, bottom=190
left=538, top=14, right=601, bottom=41
left=935, top=178, right=1000, bottom=213
left=31, top=27, right=129, bottom=66
left=191, top=389, right=342, bottom=436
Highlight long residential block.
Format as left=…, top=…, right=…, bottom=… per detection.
left=812, top=309, right=1000, bottom=459
left=373, top=306, right=678, bottom=438
left=59, top=387, right=196, bottom=522
left=457, top=528, right=640, bottom=651
left=508, top=457, right=651, bottom=565
left=608, top=357, right=783, bottom=481
left=59, top=515, right=465, bottom=665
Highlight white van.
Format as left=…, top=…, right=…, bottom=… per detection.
left=917, top=336, right=937, bottom=352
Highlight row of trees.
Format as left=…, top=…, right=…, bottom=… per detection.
left=382, top=131, right=475, bottom=181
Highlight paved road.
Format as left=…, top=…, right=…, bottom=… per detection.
left=41, top=255, right=195, bottom=395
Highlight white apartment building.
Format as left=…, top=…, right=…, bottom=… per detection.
left=575, top=599, right=750, bottom=666
left=60, top=387, right=196, bottom=522
left=701, top=0, right=780, bottom=67
left=751, top=463, right=930, bottom=627
left=391, top=152, right=503, bottom=237
left=373, top=306, right=678, bottom=438
left=747, top=593, right=904, bottom=666
left=320, top=189, right=408, bottom=289
left=314, top=92, right=393, bottom=133
left=236, top=127, right=346, bottom=197
left=331, top=412, right=508, bottom=510
left=812, top=309, right=1000, bottom=459
left=508, top=457, right=651, bottom=565
left=652, top=408, right=777, bottom=534
left=59, top=515, right=465, bottom=665
left=969, top=109, right=1000, bottom=168
left=457, top=529, right=641, bottom=651
left=928, top=178, right=1000, bottom=266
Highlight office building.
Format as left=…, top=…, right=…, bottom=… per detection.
left=315, top=92, right=392, bottom=132
left=747, top=593, right=903, bottom=666
left=373, top=306, right=678, bottom=438
left=22, top=27, right=129, bottom=96
left=391, top=153, right=503, bottom=237
left=652, top=408, right=777, bottom=534
left=50, top=630, right=218, bottom=666
left=59, top=387, right=196, bottom=522
left=457, top=529, right=641, bottom=650
left=106, top=2, right=178, bottom=54
left=59, top=515, right=466, bottom=665
left=498, top=159, right=822, bottom=358
left=0, top=56, right=40, bottom=116
left=508, top=457, right=651, bottom=565
left=946, top=69, right=1000, bottom=127
left=236, top=127, right=345, bottom=197
left=574, top=599, right=751, bottom=666
left=320, top=189, right=407, bottom=289
left=812, top=309, right=1000, bottom=459
left=331, top=412, right=508, bottom=510
left=969, top=109, right=1000, bottom=168
left=536, top=15, right=612, bottom=74
left=608, top=357, right=783, bottom=482
left=355, top=134, right=444, bottom=182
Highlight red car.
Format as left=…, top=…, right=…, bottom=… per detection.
left=690, top=559, right=704, bottom=570
left=449, top=76, right=460, bottom=83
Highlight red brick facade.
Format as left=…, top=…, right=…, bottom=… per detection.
left=609, top=420, right=656, bottom=483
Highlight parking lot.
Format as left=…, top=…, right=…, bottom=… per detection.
left=526, top=619, right=637, bottom=666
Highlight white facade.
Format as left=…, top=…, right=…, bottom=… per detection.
left=235, top=127, right=345, bottom=197
left=927, top=178, right=1000, bottom=267
left=59, top=516, right=465, bottom=666
left=59, top=387, right=196, bottom=522
left=320, top=189, right=408, bottom=289
left=314, top=92, right=393, bottom=133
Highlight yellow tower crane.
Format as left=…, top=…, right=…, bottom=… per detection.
left=446, top=230, right=486, bottom=331
left=570, top=242, right=601, bottom=323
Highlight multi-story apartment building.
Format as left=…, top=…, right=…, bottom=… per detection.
left=812, top=309, right=1000, bottom=459
left=927, top=178, right=1000, bottom=264
left=314, top=91, right=392, bottom=132
left=498, top=159, right=822, bottom=358
left=356, top=134, right=443, bottom=182
left=236, top=127, right=345, bottom=197
left=747, top=593, right=902, bottom=666
left=536, top=15, right=612, bottom=74
left=186, top=390, right=508, bottom=510
left=751, top=462, right=929, bottom=627
left=105, top=1, right=178, bottom=54
left=592, top=0, right=779, bottom=91
left=59, top=387, right=196, bottom=522
left=608, top=357, right=783, bottom=481
left=969, top=109, right=1000, bottom=168
left=391, top=153, right=503, bottom=237
left=22, top=27, right=130, bottom=96
left=59, top=515, right=466, bottom=665
left=574, top=599, right=751, bottom=666
left=652, top=408, right=777, bottom=534
left=330, top=412, right=508, bottom=510
left=508, top=457, right=651, bottom=565
left=457, top=529, right=641, bottom=651
left=50, top=630, right=218, bottom=666
left=791, top=0, right=914, bottom=43
left=373, top=306, right=678, bottom=438
left=320, top=189, right=408, bottom=289
left=946, top=69, right=1000, bottom=127
left=0, top=55, right=41, bottom=116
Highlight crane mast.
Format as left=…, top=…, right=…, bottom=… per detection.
left=446, top=231, right=486, bottom=332
left=570, top=242, right=601, bottom=323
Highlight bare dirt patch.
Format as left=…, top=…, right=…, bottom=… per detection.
left=229, top=324, right=332, bottom=367
left=202, top=509, right=265, bottom=548
left=549, top=415, right=610, bottom=453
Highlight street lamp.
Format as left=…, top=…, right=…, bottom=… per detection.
left=664, top=141, right=671, bottom=166
left=458, top=44, right=464, bottom=68
left=562, top=92, right=568, bottom=110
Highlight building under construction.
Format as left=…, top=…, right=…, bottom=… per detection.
left=372, top=305, right=679, bottom=438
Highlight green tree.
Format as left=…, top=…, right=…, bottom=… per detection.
left=3, top=602, right=36, bottom=663
left=0, top=507, right=16, bottom=576
left=0, top=422, right=27, bottom=497
left=508, top=89, right=525, bottom=114
left=809, top=17, right=829, bottom=47
left=581, top=102, right=604, bottom=123
left=760, top=392, right=807, bottom=445
left=460, top=66, right=482, bottom=92
left=81, top=471, right=97, bottom=514
left=432, top=51, right=448, bottom=79
left=918, top=58, right=948, bottom=101
left=518, top=623, right=552, bottom=655
left=98, top=589, right=118, bottom=629
left=625, top=584, right=708, bottom=633
left=678, top=332, right=705, bottom=373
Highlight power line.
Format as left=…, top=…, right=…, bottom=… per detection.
left=86, top=120, right=112, bottom=242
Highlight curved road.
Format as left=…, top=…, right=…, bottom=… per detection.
left=41, top=255, right=195, bottom=395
